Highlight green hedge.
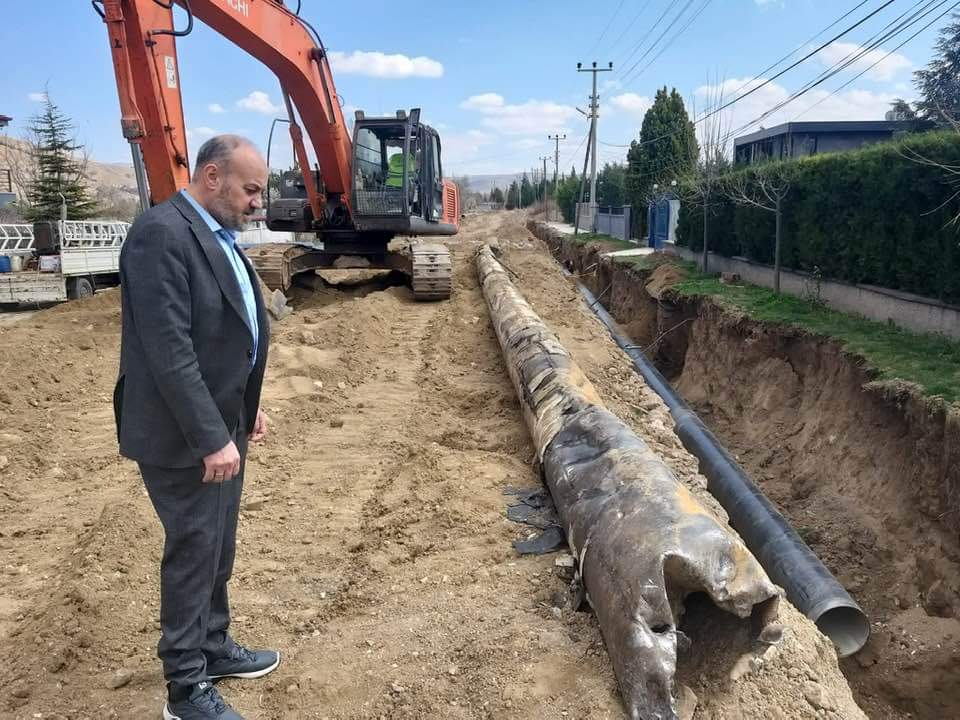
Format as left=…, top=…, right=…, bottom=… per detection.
left=676, top=131, right=960, bottom=302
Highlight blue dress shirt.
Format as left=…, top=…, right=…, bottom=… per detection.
left=180, top=190, right=259, bottom=366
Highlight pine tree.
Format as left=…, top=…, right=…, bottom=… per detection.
left=914, top=13, right=960, bottom=125
left=25, top=95, right=98, bottom=220
left=625, top=87, right=698, bottom=226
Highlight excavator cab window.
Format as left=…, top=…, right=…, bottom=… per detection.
left=353, top=123, right=420, bottom=217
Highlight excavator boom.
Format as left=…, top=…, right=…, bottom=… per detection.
left=98, top=0, right=350, bottom=220
left=96, top=0, right=458, bottom=299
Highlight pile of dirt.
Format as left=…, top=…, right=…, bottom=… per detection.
left=644, top=261, right=689, bottom=299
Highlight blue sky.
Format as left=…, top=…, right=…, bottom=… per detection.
left=0, top=0, right=949, bottom=178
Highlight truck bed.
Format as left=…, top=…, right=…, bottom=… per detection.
left=0, top=271, right=67, bottom=304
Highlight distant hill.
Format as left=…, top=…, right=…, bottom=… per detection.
left=0, top=135, right=139, bottom=220
left=451, top=174, right=530, bottom=196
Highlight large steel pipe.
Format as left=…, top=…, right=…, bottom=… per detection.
left=572, top=279, right=870, bottom=658
left=476, top=246, right=779, bottom=720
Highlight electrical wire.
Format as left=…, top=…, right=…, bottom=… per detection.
left=590, top=0, right=627, bottom=54
left=694, top=0, right=896, bottom=127
left=616, top=0, right=685, bottom=71
left=792, top=2, right=958, bottom=120
left=619, top=0, right=715, bottom=86
left=604, top=0, right=902, bottom=152
left=619, top=0, right=699, bottom=81
left=725, top=0, right=953, bottom=141
left=606, top=0, right=657, bottom=56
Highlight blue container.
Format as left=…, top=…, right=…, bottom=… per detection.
left=0, top=256, right=11, bottom=273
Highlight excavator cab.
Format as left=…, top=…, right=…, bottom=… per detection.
left=351, top=108, right=459, bottom=235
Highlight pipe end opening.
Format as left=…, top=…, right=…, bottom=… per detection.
left=815, top=605, right=871, bottom=658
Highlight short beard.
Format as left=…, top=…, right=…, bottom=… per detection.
left=208, top=189, right=252, bottom=232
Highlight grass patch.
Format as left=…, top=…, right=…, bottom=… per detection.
left=672, top=275, right=960, bottom=404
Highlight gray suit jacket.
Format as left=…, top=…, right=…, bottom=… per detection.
left=114, top=192, right=270, bottom=468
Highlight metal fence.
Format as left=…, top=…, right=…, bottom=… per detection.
left=595, top=205, right=632, bottom=242
left=577, top=204, right=634, bottom=241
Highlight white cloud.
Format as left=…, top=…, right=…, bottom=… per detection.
left=693, top=77, right=900, bottom=148
left=439, top=129, right=497, bottom=165
left=610, top=93, right=653, bottom=119
left=236, top=91, right=283, bottom=115
left=602, top=79, right=623, bottom=92
left=510, top=138, right=544, bottom=151
left=186, top=126, right=218, bottom=141
left=460, top=93, right=505, bottom=112
left=208, top=103, right=225, bottom=114
left=460, top=93, right=577, bottom=135
left=28, top=92, right=47, bottom=102
left=816, top=41, right=912, bottom=82
left=328, top=50, right=443, bottom=79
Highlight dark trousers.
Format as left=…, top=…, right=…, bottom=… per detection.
left=139, top=431, right=247, bottom=696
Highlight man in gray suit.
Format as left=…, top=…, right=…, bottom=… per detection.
left=115, top=135, right=278, bottom=720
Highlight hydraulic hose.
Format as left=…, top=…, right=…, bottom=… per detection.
left=572, top=277, right=870, bottom=657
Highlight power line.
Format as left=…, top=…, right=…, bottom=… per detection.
left=606, top=0, right=656, bottom=56
left=686, top=0, right=874, bottom=107
left=607, top=0, right=901, bottom=153
left=694, top=0, right=896, bottom=127
left=616, top=0, right=685, bottom=72
left=725, top=0, right=952, bottom=141
left=619, top=0, right=699, bottom=82
left=589, top=0, right=627, bottom=53
left=793, top=2, right=958, bottom=120
left=618, top=0, right=715, bottom=86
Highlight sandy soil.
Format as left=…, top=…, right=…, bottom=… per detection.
left=1, top=211, right=863, bottom=719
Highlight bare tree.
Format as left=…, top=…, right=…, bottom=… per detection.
left=680, top=75, right=732, bottom=273
left=727, top=163, right=791, bottom=293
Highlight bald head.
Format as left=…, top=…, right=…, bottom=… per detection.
left=188, top=134, right=268, bottom=231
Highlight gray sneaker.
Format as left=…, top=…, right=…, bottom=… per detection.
left=207, top=644, right=280, bottom=680
left=163, top=682, right=244, bottom=720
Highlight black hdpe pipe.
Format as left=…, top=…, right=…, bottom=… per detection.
left=573, top=277, right=871, bottom=657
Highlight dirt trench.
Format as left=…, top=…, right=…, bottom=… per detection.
left=0, top=211, right=866, bottom=720
left=532, top=220, right=960, bottom=720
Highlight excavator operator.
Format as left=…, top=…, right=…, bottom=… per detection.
left=385, top=149, right=416, bottom=189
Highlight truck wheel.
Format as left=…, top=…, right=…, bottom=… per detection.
left=67, top=277, right=94, bottom=300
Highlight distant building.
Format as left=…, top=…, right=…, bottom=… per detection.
left=734, top=120, right=929, bottom=166
left=0, top=115, right=10, bottom=130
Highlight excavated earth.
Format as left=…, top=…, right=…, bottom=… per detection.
left=0, top=211, right=868, bottom=719
left=535, top=221, right=960, bottom=720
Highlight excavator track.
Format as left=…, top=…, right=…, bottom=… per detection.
left=410, top=243, right=452, bottom=301
left=247, top=243, right=310, bottom=293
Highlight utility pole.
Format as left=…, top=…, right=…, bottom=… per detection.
left=547, top=134, right=565, bottom=221
left=540, top=156, right=549, bottom=215
left=577, top=61, right=613, bottom=219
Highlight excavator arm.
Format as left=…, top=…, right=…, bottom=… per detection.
left=95, top=0, right=352, bottom=223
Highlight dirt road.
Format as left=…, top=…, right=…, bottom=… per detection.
left=1, top=211, right=862, bottom=719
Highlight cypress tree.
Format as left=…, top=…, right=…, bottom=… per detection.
left=626, top=87, right=698, bottom=227
left=25, top=95, right=98, bottom=221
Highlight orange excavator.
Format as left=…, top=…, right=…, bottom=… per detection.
left=94, top=0, right=459, bottom=299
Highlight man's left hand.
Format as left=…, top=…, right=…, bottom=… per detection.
left=251, top=408, right=268, bottom=442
